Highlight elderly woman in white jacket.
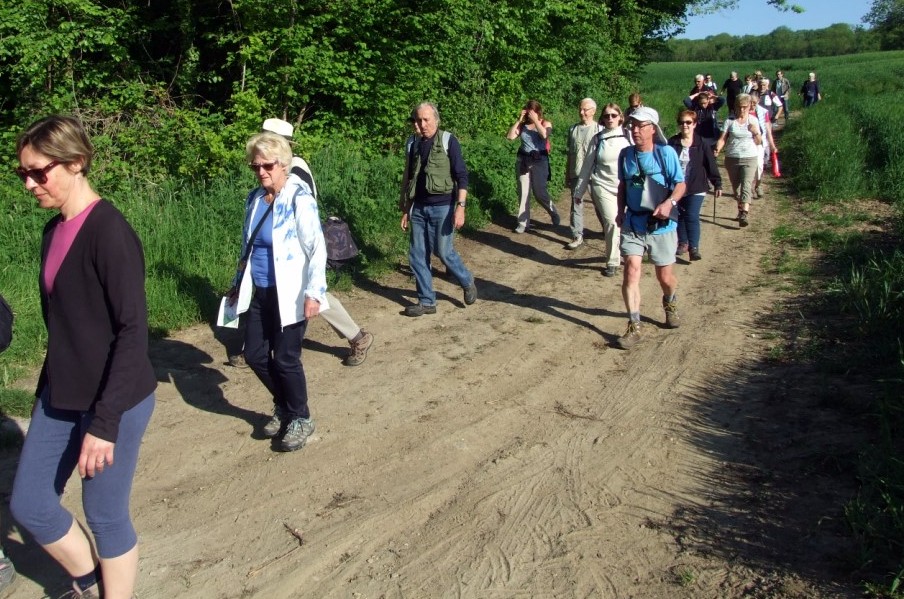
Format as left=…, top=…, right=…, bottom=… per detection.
left=571, top=103, right=632, bottom=277
left=229, top=132, right=328, bottom=452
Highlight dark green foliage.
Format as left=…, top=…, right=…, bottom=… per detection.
left=864, top=0, right=904, bottom=50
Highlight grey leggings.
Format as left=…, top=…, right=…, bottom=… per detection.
left=11, top=392, right=154, bottom=558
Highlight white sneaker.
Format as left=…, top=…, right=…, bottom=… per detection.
left=514, top=223, right=527, bottom=234
left=566, top=235, right=583, bottom=250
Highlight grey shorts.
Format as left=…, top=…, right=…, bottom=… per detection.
left=620, top=230, right=677, bottom=266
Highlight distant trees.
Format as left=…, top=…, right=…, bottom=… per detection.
left=655, top=24, right=879, bottom=62
left=864, top=0, right=904, bottom=50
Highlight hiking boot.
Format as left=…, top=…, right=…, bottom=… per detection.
left=689, top=247, right=702, bottom=261
left=663, top=296, right=680, bottom=329
left=755, top=186, right=763, bottom=199
left=614, top=321, right=642, bottom=350
left=566, top=235, right=584, bottom=250
left=404, top=304, right=437, bottom=317
left=551, top=209, right=561, bottom=227
left=463, top=282, right=478, bottom=305
left=514, top=223, right=527, bottom=234
left=676, top=242, right=688, bottom=256
left=738, top=210, right=749, bottom=227
left=227, top=353, right=248, bottom=368
left=345, top=331, right=374, bottom=367
left=262, top=404, right=285, bottom=438
left=280, top=417, right=315, bottom=452
left=602, top=265, right=618, bottom=278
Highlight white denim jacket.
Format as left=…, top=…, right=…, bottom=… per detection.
left=233, top=174, right=329, bottom=326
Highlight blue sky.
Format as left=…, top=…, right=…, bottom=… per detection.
left=680, top=0, right=871, bottom=40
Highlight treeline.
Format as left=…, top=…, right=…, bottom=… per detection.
left=0, top=0, right=695, bottom=187
left=655, top=24, right=879, bottom=62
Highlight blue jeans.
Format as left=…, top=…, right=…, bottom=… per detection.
left=409, top=202, right=473, bottom=307
left=11, top=392, right=155, bottom=559
left=244, top=286, right=310, bottom=419
left=677, top=193, right=705, bottom=249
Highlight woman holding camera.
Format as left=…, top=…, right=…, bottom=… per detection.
left=507, top=99, right=559, bottom=233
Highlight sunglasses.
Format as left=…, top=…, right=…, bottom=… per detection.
left=16, top=160, right=63, bottom=185
left=602, top=113, right=620, bottom=119
left=249, top=160, right=278, bottom=172
left=678, top=120, right=694, bottom=125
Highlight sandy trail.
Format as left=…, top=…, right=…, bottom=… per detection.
left=2, top=171, right=861, bottom=598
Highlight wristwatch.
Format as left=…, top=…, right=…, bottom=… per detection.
left=669, top=199, right=678, bottom=207
left=457, top=201, right=467, bottom=207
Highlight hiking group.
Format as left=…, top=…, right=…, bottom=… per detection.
left=3, top=63, right=807, bottom=595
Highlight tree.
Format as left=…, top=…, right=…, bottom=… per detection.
left=864, top=0, right=904, bottom=49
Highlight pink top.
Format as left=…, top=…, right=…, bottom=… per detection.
left=43, top=200, right=101, bottom=293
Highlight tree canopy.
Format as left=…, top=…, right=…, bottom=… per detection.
left=864, top=0, right=904, bottom=49
left=0, top=0, right=793, bottom=182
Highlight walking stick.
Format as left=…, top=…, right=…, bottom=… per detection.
left=713, top=190, right=717, bottom=223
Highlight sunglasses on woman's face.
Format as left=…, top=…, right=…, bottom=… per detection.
left=603, top=113, right=620, bottom=119
left=678, top=120, right=694, bottom=125
left=249, top=161, right=278, bottom=172
left=15, top=160, right=63, bottom=185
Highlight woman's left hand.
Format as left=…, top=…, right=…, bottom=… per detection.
left=304, top=297, right=321, bottom=319
left=79, top=432, right=115, bottom=479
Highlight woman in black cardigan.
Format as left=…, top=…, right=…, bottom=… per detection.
left=668, top=110, right=722, bottom=261
left=10, top=116, right=156, bottom=599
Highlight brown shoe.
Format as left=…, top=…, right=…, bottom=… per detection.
left=663, top=297, right=680, bottom=329
left=345, top=331, right=374, bottom=367
left=614, top=321, right=642, bottom=350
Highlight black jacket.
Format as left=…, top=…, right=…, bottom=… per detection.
left=667, top=133, right=722, bottom=197
left=39, top=200, right=156, bottom=441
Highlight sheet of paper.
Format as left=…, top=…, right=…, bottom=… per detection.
left=217, top=296, right=240, bottom=329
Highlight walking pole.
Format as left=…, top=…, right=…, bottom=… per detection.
left=712, top=190, right=716, bottom=223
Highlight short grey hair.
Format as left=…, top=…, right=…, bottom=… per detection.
left=245, top=132, right=292, bottom=166
left=580, top=97, right=597, bottom=110
left=415, top=102, right=440, bottom=125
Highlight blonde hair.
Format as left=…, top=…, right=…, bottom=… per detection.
left=245, top=132, right=292, bottom=166
left=599, top=103, right=624, bottom=126
left=17, top=115, right=94, bottom=175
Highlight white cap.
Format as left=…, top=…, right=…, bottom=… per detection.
left=262, top=118, right=293, bottom=139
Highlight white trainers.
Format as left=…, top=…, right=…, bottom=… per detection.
left=514, top=223, right=527, bottom=234
left=566, top=235, right=583, bottom=250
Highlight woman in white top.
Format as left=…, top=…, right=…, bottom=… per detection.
left=714, top=94, right=762, bottom=227
left=571, top=103, right=632, bottom=277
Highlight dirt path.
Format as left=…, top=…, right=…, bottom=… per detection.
left=2, top=170, right=864, bottom=598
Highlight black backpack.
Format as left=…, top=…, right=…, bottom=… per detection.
left=0, top=294, right=12, bottom=353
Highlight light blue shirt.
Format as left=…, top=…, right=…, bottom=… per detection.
left=619, top=144, right=684, bottom=235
